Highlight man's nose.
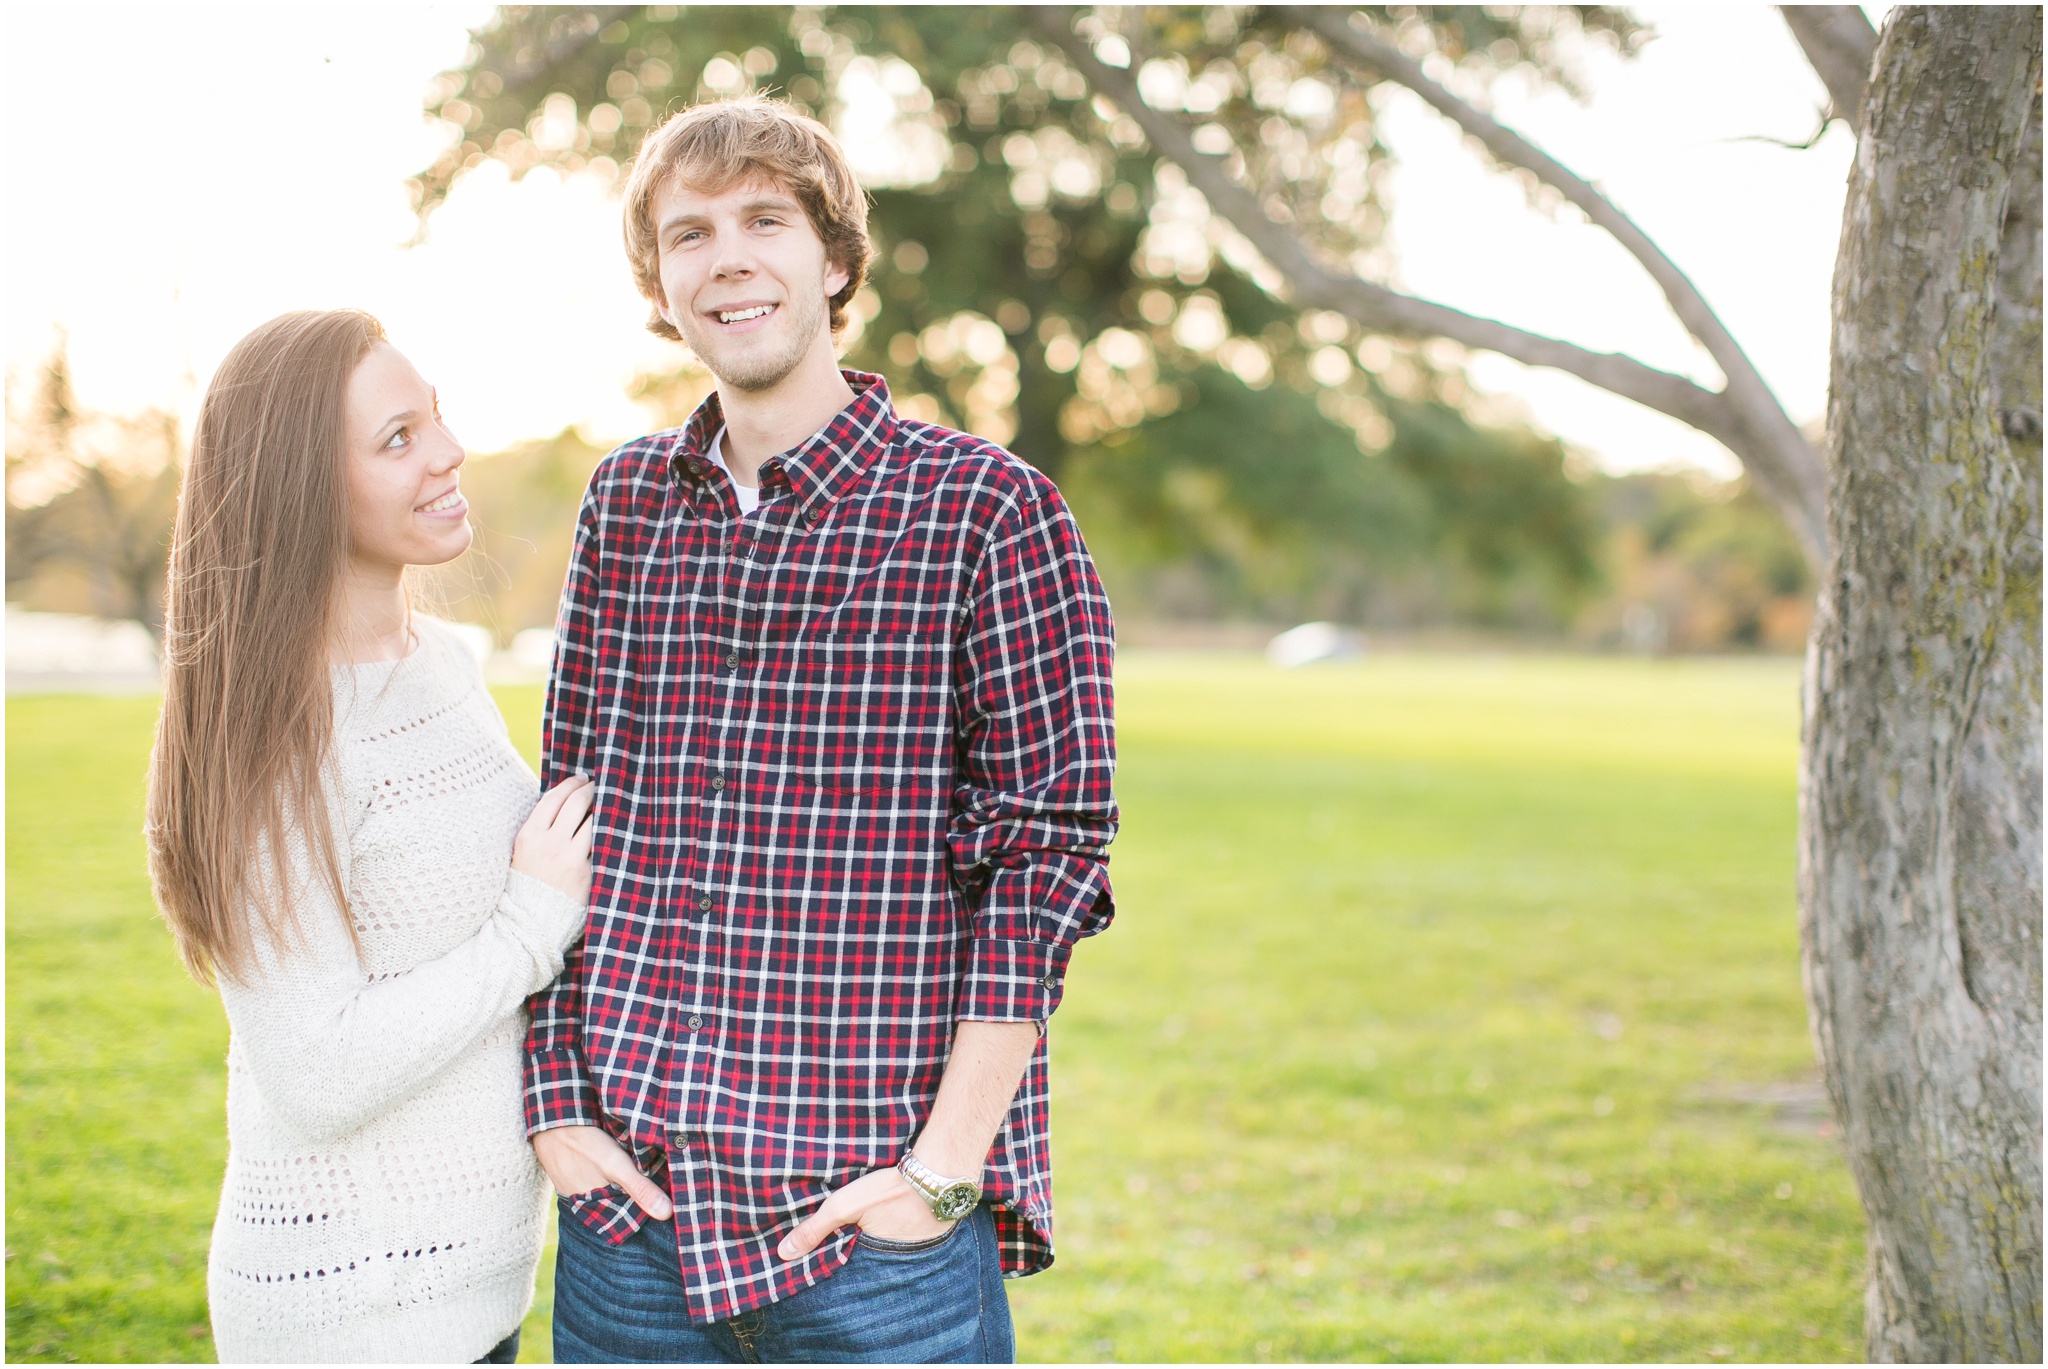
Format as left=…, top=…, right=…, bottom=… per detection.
left=709, top=232, right=758, bottom=280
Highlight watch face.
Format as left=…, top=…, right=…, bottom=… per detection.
left=934, top=1182, right=980, bottom=1222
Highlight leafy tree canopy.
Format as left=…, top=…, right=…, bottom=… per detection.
left=413, top=5, right=1646, bottom=623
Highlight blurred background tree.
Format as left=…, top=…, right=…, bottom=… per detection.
left=410, top=3, right=1810, bottom=639
left=2, top=4, right=1823, bottom=652
left=6, top=346, right=182, bottom=642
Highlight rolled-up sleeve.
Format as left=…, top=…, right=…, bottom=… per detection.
left=948, top=482, right=1118, bottom=1022
left=523, top=481, right=607, bottom=1134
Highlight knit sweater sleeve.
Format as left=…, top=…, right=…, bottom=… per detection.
left=220, top=830, right=586, bottom=1148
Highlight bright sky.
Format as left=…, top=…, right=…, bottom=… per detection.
left=4, top=4, right=1871, bottom=475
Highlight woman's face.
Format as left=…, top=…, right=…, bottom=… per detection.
left=343, top=343, right=471, bottom=574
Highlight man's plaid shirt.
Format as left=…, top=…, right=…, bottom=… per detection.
left=525, top=372, right=1117, bottom=1325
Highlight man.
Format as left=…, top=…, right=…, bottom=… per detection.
left=527, top=95, right=1118, bottom=1363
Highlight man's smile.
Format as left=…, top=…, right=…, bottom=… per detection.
left=711, top=303, right=778, bottom=327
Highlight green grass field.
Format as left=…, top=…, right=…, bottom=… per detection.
left=6, top=654, right=1865, bottom=1362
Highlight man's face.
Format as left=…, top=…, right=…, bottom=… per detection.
left=649, top=174, right=850, bottom=393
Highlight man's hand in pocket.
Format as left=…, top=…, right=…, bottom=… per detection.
left=532, top=1124, right=674, bottom=1220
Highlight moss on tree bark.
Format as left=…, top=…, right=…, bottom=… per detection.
left=1801, top=6, right=2043, bottom=1360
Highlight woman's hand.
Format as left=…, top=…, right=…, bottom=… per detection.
left=512, top=775, right=596, bottom=904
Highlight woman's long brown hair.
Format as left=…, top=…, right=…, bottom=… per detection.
left=147, top=310, right=384, bottom=984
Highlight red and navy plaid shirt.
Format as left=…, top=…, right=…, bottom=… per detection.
left=525, top=371, right=1117, bottom=1325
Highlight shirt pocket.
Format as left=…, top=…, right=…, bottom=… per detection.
left=783, top=630, right=951, bottom=797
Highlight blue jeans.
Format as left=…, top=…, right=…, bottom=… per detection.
left=552, top=1200, right=1015, bottom=1363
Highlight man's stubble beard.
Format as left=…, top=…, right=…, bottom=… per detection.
left=682, top=277, right=832, bottom=394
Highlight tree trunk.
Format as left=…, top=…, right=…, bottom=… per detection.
left=1801, top=7, right=2043, bottom=1362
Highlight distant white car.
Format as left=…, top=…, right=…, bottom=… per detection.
left=440, top=620, right=496, bottom=666
left=6, top=607, right=160, bottom=690
left=511, top=628, right=555, bottom=674
left=1265, top=621, right=1366, bottom=670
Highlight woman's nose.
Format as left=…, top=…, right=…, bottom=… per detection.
left=428, top=428, right=465, bottom=473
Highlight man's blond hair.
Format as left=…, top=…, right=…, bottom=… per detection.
left=623, top=95, right=873, bottom=340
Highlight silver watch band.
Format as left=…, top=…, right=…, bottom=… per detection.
left=898, top=1148, right=971, bottom=1194
left=898, top=1150, right=981, bottom=1219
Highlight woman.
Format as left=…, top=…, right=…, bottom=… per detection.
left=146, top=310, right=591, bottom=1363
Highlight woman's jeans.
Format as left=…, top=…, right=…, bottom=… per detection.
left=551, top=1200, right=1016, bottom=1364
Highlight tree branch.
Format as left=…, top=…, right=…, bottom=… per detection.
left=1275, top=5, right=1825, bottom=560
left=1778, top=5, right=1879, bottom=135
left=1038, top=7, right=1826, bottom=562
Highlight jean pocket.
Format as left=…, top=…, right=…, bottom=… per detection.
left=857, top=1218, right=966, bottom=1256
left=557, top=1184, right=642, bottom=1244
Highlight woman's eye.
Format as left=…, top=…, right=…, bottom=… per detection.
left=384, top=427, right=411, bottom=451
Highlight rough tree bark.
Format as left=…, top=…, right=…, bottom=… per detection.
left=1800, top=6, right=2043, bottom=1361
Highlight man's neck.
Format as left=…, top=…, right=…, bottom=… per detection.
left=714, top=344, right=856, bottom=487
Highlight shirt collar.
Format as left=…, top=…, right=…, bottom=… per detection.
left=670, top=371, right=898, bottom=525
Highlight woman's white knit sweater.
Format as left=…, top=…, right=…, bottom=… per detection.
left=206, top=618, right=585, bottom=1364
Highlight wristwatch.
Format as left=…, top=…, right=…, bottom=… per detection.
left=898, top=1150, right=981, bottom=1221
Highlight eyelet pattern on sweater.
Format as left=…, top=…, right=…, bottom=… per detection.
left=205, top=618, right=586, bottom=1363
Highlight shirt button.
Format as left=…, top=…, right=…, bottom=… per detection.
left=688, top=1014, right=705, bottom=1030
left=724, top=652, right=739, bottom=669
left=710, top=774, right=726, bottom=791
left=1038, top=974, right=1059, bottom=989
left=697, top=896, right=714, bottom=912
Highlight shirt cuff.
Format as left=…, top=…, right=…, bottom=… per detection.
left=958, top=934, right=1069, bottom=1022
left=524, top=1046, right=603, bottom=1135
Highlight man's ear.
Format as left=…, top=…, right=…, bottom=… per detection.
left=650, top=292, right=681, bottom=332
left=824, top=260, right=851, bottom=301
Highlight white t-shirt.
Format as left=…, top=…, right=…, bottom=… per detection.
left=705, top=427, right=761, bottom=515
